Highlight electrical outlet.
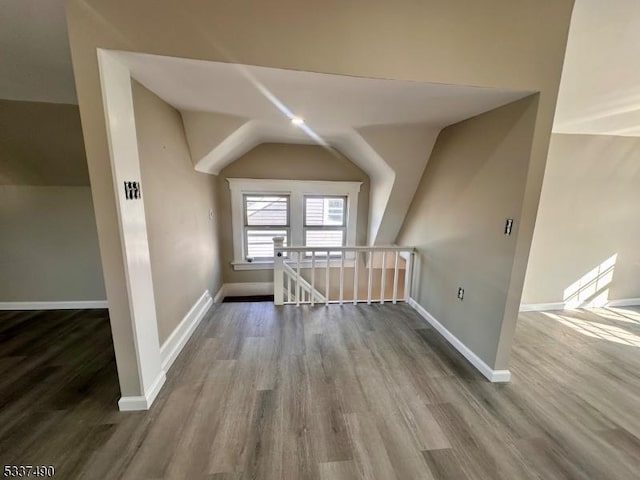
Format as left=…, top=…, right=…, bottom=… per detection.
left=457, top=287, right=464, bottom=300
left=505, top=218, right=514, bottom=235
left=124, top=181, right=141, bottom=200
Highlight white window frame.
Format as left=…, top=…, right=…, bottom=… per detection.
left=303, top=195, right=347, bottom=257
left=228, top=178, right=362, bottom=270
left=243, top=193, right=291, bottom=261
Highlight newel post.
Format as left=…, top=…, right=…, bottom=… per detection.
left=404, top=251, right=415, bottom=302
left=273, top=236, right=284, bottom=305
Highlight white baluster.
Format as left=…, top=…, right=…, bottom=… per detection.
left=367, top=250, right=373, bottom=305
left=392, top=251, right=399, bottom=304
left=325, top=250, right=330, bottom=306
left=404, top=252, right=413, bottom=302
left=339, top=252, right=345, bottom=305
left=296, top=251, right=301, bottom=307
left=353, top=251, right=359, bottom=305
left=273, top=236, right=284, bottom=305
left=311, top=251, right=316, bottom=307
left=380, top=251, right=386, bottom=304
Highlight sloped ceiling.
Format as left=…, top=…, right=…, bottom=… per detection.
left=0, top=99, right=88, bottom=185
left=116, top=51, right=531, bottom=244
left=0, top=0, right=77, bottom=104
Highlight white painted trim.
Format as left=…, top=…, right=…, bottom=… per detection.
left=118, top=370, right=166, bottom=411
left=117, top=395, right=148, bottom=411
left=519, top=297, right=640, bottom=312
left=223, top=282, right=274, bottom=297
left=605, top=298, right=640, bottom=308
left=98, top=49, right=164, bottom=404
left=231, top=259, right=356, bottom=271
left=227, top=178, right=362, bottom=264
left=232, top=261, right=275, bottom=271
left=519, top=302, right=566, bottom=312
left=407, top=297, right=511, bottom=383
left=0, top=300, right=108, bottom=311
left=213, top=285, right=225, bottom=303
left=159, top=290, right=213, bottom=372
left=227, top=178, right=362, bottom=194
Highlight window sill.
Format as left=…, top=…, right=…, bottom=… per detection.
left=232, top=261, right=274, bottom=271
left=232, top=259, right=357, bottom=271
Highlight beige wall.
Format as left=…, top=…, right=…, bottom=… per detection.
left=0, top=185, right=105, bottom=301
left=217, top=143, right=370, bottom=284
left=0, top=99, right=106, bottom=304
left=0, top=99, right=89, bottom=185
left=523, top=134, right=640, bottom=306
left=132, top=81, right=222, bottom=344
left=397, top=97, right=539, bottom=369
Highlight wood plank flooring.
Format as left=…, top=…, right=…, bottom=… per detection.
left=1, top=303, right=639, bottom=479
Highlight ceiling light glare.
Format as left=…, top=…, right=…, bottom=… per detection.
left=291, top=117, right=305, bottom=125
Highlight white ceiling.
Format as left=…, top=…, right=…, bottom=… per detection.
left=120, top=51, right=531, bottom=132
left=113, top=50, right=534, bottom=244
left=554, top=0, right=640, bottom=136
left=0, top=0, right=77, bottom=104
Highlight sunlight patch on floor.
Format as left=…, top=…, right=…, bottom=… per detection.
left=544, top=310, right=640, bottom=347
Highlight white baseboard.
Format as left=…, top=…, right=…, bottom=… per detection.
left=520, top=297, right=640, bottom=312
left=159, top=290, right=213, bottom=372
left=607, top=298, right=640, bottom=308
left=0, top=300, right=108, bottom=311
left=213, top=285, right=225, bottom=303
left=519, top=302, right=566, bottom=312
left=222, top=282, right=274, bottom=298
left=407, top=297, right=511, bottom=383
left=118, top=370, right=166, bottom=411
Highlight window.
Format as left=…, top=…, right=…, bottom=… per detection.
left=243, top=195, right=289, bottom=260
left=228, top=179, right=361, bottom=269
left=304, top=196, right=346, bottom=253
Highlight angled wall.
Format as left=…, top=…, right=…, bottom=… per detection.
left=181, top=110, right=248, bottom=171
left=132, top=81, right=223, bottom=344
left=397, top=96, right=539, bottom=371
left=0, top=99, right=89, bottom=186
left=357, top=124, right=440, bottom=244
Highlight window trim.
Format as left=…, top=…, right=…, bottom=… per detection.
left=243, top=194, right=290, bottom=261
left=227, top=179, right=362, bottom=270
left=303, top=195, right=347, bottom=256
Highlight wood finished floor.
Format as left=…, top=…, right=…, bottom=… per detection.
left=1, top=304, right=639, bottom=479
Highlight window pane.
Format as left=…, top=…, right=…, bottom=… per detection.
left=246, top=229, right=287, bottom=259
left=245, top=195, right=289, bottom=226
left=305, top=197, right=345, bottom=226
left=305, top=229, right=344, bottom=248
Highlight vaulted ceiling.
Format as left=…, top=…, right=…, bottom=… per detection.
left=116, top=51, right=531, bottom=243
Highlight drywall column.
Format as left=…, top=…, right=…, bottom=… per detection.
left=97, top=50, right=164, bottom=410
